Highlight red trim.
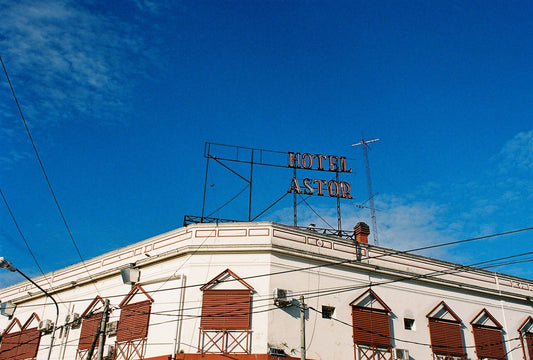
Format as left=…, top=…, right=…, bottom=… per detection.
left=80, top=296, right=105, bottom=318
left=1, top=318, right=22, bottom=335
left=119, top=284, right=154, bottom=307
left=21, top=312, right=41, bottom=330
left=426, top=301, right=462, bottom=323
left=470, top=308, right=503, bottom=329
left=200, top=269, right=254, bottom=291
left=349, top=289, right=391, bottom=312
left=518, top=316, right=533, bottom=333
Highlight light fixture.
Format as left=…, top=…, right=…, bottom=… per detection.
left=0, top=256, right=58, bottom=360
left=0, top=300, right=17, bottom=317
left=120, top=264, right=140, bottom=284
left=0, top=257, right=17, bottom=272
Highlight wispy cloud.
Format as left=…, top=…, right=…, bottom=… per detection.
left=0, top=0, right=155, bottom=127
left=496, top=129, right=533, bottom=173
left=268, top=130, right=532, bottom=274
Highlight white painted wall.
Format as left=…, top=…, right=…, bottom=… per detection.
left=0, top=222, right=531, bottom=360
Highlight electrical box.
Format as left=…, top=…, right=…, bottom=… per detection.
left=103, top=345, right=114, bottom=360
left=65, top=313, right=81, bottom=329
left=269, top=348, right=287, bottom=357
left=106, top=321, right=118, bottom=336
left=395, top=348, right=409, bottom=360
left=38, top=319, right=54, bottom=334
left=273, top=288, right=293, bottom=307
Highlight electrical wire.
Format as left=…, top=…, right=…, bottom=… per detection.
left=298, top=193, right=336, bottom=229
left=0, top=188, right=69, bottom=312
left=0, top=54, right=100, bottom=296
left=7, top=227, right=533, bottom=310
left=0, top=188, right=47, bottom=280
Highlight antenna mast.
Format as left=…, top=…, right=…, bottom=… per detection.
left=352, top=137, right=380, bottom=245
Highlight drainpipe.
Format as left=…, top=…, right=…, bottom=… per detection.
left=171, top=275, right=187, bottom=360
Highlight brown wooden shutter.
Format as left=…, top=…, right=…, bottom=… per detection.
left=526, top=333, right=533, bottom=359
left=17, top=328, right=41, bottom=360
left=472, top=326, right=506, bottom=359
left=116, top=300, right=152, bottom=342
left=352, top=307, right=391, bottom=347
left=201, top=289, right=251, bottom=329
left=428, top=319, right=465, bottom=356
left=78, top=312, right=103, bottom=350
left=0, top=332, right=21, bottom=360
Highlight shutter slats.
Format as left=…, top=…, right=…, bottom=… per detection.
left=78, top=312, right=103, bottom=350
left=17, top=328, right=41, bottom=360
left=0, top=329, right=40, bottom=360
left=428, top=319, right=465, bottom=356
left=116, top=300, right=152, bottom=342
left=0, top=332, right=20, bottom=360
left=352, top=307, right=391, bottom=347
left=472, top=326, right=506, bottom=359
left=201, top=289, right=250, bottom=329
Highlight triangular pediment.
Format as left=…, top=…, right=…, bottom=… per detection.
left=119, top=284, right=153, bottom=307
left=518, top=316, right=533, bottom=333
left=470, top=308, right=502, bottom=329
left=349, top=289, right=391, bottom=312
left=200, top=269, right=254, bottom=291
left=1, top=318, right=22, bottom=335
left=426, top=301, right=461, bottom=323
left=80, top=296, right=105, bottom=318
left=21, top=312, right=41, bottom=330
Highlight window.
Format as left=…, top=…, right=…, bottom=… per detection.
left=322, top=306, right=335, bottom=319
left=350, top=289, right=392, bottom=348
left=470, top=309, right=506, bottom=360
left=404, top=318, right=415, bottom=330
left=426, top=301, right=465, bottom=358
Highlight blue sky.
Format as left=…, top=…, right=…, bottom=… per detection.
left=1, top=0, right=532, bottom=287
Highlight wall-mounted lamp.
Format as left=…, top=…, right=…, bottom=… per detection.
left=120, top=265, right=140, bottom=285
left=0, top=300, right=17, bottom=317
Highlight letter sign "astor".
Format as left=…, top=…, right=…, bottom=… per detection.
left=288, top=177, right=353, bottom=199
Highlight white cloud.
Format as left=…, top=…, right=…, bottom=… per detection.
left=496, top=129, right=533, bottom=173
left=269, top=194, right=457, bottom=260
left=0, top=0, right=155, bottom=127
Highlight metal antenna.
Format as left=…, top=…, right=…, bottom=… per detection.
left=352, top=137, right=380, bottom=245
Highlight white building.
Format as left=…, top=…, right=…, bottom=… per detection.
left=0, top=221, right=532, bottom=360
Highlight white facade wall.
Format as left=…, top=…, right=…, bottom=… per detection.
left=0, top=222, right=532, bottom=360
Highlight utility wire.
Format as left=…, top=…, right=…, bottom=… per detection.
left=0, top=55, right=100, bottom=296
left=0, top=188, right=47, bottom=279
left=8, top=226, right=533, bottom=310
left=298, top=194, right=336, bottom=229
left=10, top=250, right=533, bottom=317
left=0, top=188, right=69, bottom=311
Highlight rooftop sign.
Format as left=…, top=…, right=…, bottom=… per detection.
left=287, top=152, right=353, bottom=199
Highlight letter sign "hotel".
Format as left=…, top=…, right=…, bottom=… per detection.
left=287, top=152, right=353, bottom=199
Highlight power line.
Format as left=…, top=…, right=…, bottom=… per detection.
left=0, top=189, right=46, bottom=279
left=0, top=55, right=100, bottom=296
left=0, top=188, right=69, bottom=312
left=7, top=226, right=533, bottom=310
left=9, top=247, right=533, bottom=316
